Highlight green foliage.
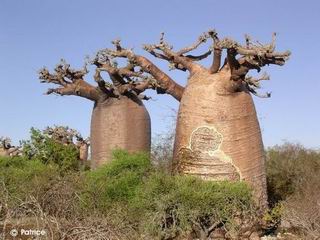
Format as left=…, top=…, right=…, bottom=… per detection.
left=79, top=150, right=255, bottom=239
left=131, top=173, right=254, bottom=239
left=263, top=203, right=283, bottom=228
left=0, top=155, right=59, bottom=207
left=266, top=143, right=320, bottom=205
left=80, top=150, right=151, bottom=212
left=265, top=143, right=320, bottom=238
left=21, top=127, right=79, bottom=172
left=1, top=150, right=257, bottom=239
left=2, top=135, right=319, bottom=239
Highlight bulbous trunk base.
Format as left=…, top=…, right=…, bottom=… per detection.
left=173, top=71, right=267, bottom=207
left=0, top=148, right=8, bottom=157
left=90, top=96, right=151, bottom=168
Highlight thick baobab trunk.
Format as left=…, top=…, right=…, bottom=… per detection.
left=102, top=30, right=289, bottom=209
left=0, top=148, right=7, bottom=157
left=90, top=95, right=151, bottom=168
left=0, top=147, right=20, bottom=157
left=173, top=70, right=267, bottom=206
left=79, top=143, right=89, bottom=162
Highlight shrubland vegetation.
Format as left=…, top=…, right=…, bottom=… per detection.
left=265, top=143, right=320, bottom=239
left=0, top=129, right=319, bottom=239
left=0, top=152, right=258, bottom=239
left=21, top=127, right=80, bottom=172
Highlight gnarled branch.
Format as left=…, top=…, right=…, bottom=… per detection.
left=244, top=72, right=270, bottom=89
left=44, top=126, right=79, bottom=145
left=39, top=59, right=101, bottom=101
left=208, top=29, right=222, bottom=74
left=93, top=51, right=157, bottom=100
left=216, top=32, right=290, bottom=97
left=219, top=33, right=290, bottom=75
left=143, top=32, right=205, bottom=73
left=100, top=40, right=185, bottom=101
left=176, top=32, right=210, bottom=55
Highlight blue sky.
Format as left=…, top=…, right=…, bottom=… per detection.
left=0, top=0, right=319, bottom=148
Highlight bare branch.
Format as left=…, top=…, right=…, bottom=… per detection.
left=218, top=33, right=291, bottom=74
left=185, top=50, right=212, bottom=61
left=100, top=41, right=184, bottom=101
left=0, top=137, right=11, bottom=149
left=93, top=69, right=115, bottom=96
left=146, top=48, right=170, bottom=61
left=147, top=31, right=214, bottom=71
left=176, top=32, right=210, bottom=55
left=44, top=126, right=79, bottom=145
left=242, top=72, right=271, bottom=98
left=143, top=32, right=201, bottom=73
left=39, top=60, right=101, bottom=101
left=215, top=32, right=290, bottom=98
left=248, top=87, right=271, bottom=98
left=7, top=146, right=21, bottom=156
left=93, top=50, right=156, bottom=100
left=226, top=48, right=243, bottom=79
left=208, top=29, right=222, bottom=74
left=244, top=72, right=270, bottom=88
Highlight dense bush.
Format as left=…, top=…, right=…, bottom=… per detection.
left=80, top=150, right=151, bottom=212
left=0, top=155, right=68, bottom=236
left=0, top=156, right=59, bottom=207
left=131, top=174, right=256, bottom=239
left=282, top=176, right=320, bottom=239
left=266, top=143, right=320, bottom=239
left=266, top=143, right=320, bottom=205
left=78, top=151, right=257, bottom=239
left=3, top=139, right=319, bottom=239
left=0, top=150, right=257, bottom=239
left=21, top=127, right=80, bottom=172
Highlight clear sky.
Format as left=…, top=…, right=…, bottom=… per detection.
left=0, top=0, right=319, bottom=148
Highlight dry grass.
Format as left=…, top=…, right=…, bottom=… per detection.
left=282, top=177, right=320, bottom=239
left=266, top=143, right=320, bottom=239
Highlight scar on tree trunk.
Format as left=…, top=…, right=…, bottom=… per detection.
left=104, top=30, right=290, bottom=208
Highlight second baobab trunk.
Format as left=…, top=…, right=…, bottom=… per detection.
left=90, top=95, right=150, bottom=168
left=0, top=137, right=21, bottom=157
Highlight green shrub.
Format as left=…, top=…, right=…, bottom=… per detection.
left=265, top=143, right=320, bottom=238
left=266, top=142, right=320, bottom=205
left=131, top=173, right=255, bottom=239
left=21, top=127, right=79, bottom=172
left=282, top=176, right=320, bottom=239
left=79, top=150, right=257, bottom=239
left=80, top=150, right=151, bottom=213
left=0, top=156, right=59, bottom=208
left=1, top=150, right=257, bottom=239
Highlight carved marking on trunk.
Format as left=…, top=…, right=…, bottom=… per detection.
left=189, top=126, right=222, bottom=153
left=179, top=126, right=242, bottom=180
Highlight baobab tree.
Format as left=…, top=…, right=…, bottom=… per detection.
left=39, top=54, right=162, bottom=168
left=44, top=126, right=90, bottom=162
left=44, top=126, right=79, bottom=145
left=75, top=135, right=90, bottom=163
left=0, top=137, right=21, bottom=157
left=100, top=30, right=290, bottom=206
